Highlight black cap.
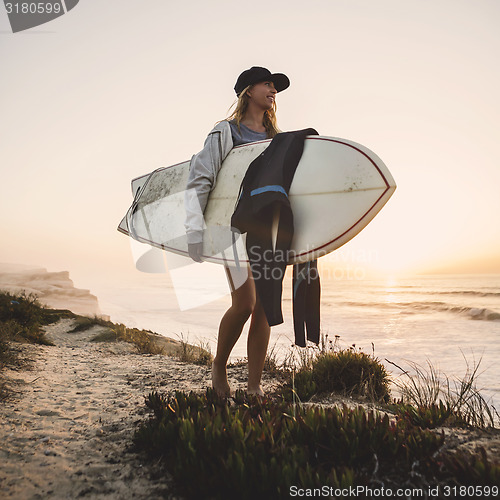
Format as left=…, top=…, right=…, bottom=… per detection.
left=234, top=66, right=290, bottom=96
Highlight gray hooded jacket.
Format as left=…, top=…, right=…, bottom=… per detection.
left=184, top=121, right=234, bottom=245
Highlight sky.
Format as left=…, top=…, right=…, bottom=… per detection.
left=1, top=0, right=500, bottom=296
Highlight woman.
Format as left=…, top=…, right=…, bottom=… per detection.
left=184, top=66, right=290, bottom=397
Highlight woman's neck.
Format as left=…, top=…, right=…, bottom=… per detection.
left=240, top=105, right=266, bottom=133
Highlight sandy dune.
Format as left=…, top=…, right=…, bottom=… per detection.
left=0, top=318, right=278, bottom=499
left=1, top=316, right=498, bottom=499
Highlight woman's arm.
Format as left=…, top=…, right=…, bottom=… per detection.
left=184, top=121, right=233, bottom=255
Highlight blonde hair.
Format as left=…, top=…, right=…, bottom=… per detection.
left=223, top=84, right=280, bottom=138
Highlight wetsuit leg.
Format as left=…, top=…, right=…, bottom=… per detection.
left=246, top=204, right=293, bottom=327
left=293, top=259, right=320, bottom=346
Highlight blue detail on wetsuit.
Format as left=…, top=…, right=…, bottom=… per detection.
left=250, top=185, right=288, bottom=198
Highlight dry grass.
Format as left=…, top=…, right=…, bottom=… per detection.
left=1, top=290, right=57, bottom=401
left=176, top=333, right=213, bottom=366
left=65, top=315, right=167, bottom=355
left=386, top=350, right=497, bottom=428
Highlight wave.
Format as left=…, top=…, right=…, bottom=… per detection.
left=337, top=300, right=500, bottom=321
left=440, top=290, right=500, bottom=298
left=356, top=288, right=500, bottom=298
left=409, top=290, right=500, bottom=298
left=456, top=307, right=500, bottom=321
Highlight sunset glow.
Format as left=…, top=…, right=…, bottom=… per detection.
left=1, top=0, right=499, bottom=291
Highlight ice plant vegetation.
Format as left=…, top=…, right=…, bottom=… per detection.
left=134, top=389, right=499, bottom=499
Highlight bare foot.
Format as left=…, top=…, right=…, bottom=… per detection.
left=211, top=361, right=231, bottom=397
left=247, top=385, right=265, bottom=397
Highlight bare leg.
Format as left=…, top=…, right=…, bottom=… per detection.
left=212, top=267, right=255, bottom=396
left=247, top=294, right=271, bottom=396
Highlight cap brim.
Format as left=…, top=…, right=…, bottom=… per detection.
left=270, top=73, right=290, bottom=93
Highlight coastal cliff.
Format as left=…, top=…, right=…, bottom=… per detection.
left=0, top=263, right=104, bottom=319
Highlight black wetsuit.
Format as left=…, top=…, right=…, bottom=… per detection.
left=231, top=128, right=321, bottom=346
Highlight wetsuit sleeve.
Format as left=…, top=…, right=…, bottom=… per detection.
left=184, top=122, right=233, bottom=244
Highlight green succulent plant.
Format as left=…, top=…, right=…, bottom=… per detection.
left=134, top=389, right=459, bottom=499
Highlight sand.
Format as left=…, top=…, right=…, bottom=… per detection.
left=0, top=318, right=279, bottom=499
left=1, top=318, right=499, bottom=499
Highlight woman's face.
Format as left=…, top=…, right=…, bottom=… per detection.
left=246, top=81, right=277, bottom=110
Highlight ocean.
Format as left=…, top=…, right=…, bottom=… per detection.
left=93, top=270, right=500, bottom=409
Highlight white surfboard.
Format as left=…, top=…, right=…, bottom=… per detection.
left=117, top=136, right=396, bottom=265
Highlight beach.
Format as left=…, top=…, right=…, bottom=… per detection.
left=93, top=268, right=500, bottom=408
left=0, top=316, right=280, bottom=499
left=1, top=266, right=500, bottom=498
left=2, top=0, right=500, bottom=495
left=1, top=311, right=499, bottom=499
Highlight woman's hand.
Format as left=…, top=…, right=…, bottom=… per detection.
left=188, top=242, right=204, bottom=262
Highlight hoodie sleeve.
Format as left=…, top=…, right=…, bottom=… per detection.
left=184, top=121, right=233, bottom=245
